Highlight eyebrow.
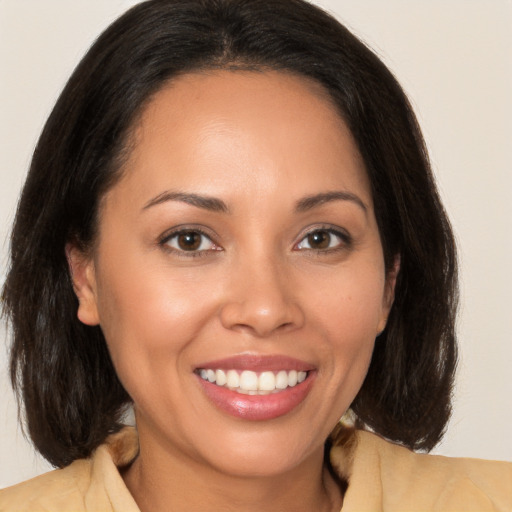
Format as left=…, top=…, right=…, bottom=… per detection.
left=295, top=191, right=368, bottom=213
left=142, top=189, right=367, bottom=215
left=142, top=191, right=229, bottom=213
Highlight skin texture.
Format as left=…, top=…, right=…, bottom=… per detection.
left=69, top=70, right=397, bottom=512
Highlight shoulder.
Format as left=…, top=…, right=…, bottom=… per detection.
left=0, top=459, right=91, bottom=512
left=330, top=429, right=512, bottom=512
left=0, top=427, right=139, bottom=512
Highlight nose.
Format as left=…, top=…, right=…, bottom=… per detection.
left=219, top=255, right=305, bottom=338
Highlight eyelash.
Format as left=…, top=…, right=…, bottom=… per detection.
left=158, top=225, right=352, bottom=257
left=159, top=227, right=221, bottom=258
left=294, top=226, right=352, bottom=253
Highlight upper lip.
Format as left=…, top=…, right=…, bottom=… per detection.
left=195, top=354, right=315, bottom=372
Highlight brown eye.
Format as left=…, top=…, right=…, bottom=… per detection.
left=177, top=232, right=201, bottom=251
left=164, top=230, right=217, bottom=253
left=306, top=230, right=330, bottom=249
left=296, top=228, right=348, bottom=251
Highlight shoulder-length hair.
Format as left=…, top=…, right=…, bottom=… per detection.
left=2, top=0, right=457, bottom=468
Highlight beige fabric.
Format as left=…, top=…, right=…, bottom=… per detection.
left=1, top=427, right=511, bottom=511
left=330, top=431, right=512, bottom=511
left=0, top=429, right=140, bottom=512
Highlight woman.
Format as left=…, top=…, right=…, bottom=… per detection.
left=1, top=0, right=510, bottom=510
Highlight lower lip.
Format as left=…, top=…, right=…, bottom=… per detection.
left=196, top=373, right=315, bottom=421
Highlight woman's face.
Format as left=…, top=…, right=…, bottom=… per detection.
left=72, top=70, right=396, bottom=477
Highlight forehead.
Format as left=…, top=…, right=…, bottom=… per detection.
left=110, top=69, right=371, bottom=209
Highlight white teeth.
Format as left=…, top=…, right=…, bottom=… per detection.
left=275, top=370, right=288, bottom=390
left=226, top=369, right=239, bottom=388
left=216, top=369, right=227, bottom=386
left=198, top=368, right=309, bottom=394
left=239, top=370, right=258, bottom=391
left=258, top=371, right=276, bottom=391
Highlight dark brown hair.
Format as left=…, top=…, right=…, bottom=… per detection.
left=2, top=0, right=457, bottom=468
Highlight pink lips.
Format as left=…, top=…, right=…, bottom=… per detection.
left=195, top=355, right=316, bottom=421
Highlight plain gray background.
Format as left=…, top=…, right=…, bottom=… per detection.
left=1, top=0, right=511, bottom=487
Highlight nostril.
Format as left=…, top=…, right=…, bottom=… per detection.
left=219, top=300, right=304, bottom=337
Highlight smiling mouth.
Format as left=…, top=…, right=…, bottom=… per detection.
left=196, top=369, right=309, bottom=395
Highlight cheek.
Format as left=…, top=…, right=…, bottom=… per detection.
left=93, top=257, right=218, bottom=385
left=302, top=264, right=384, bottom=397
left=305, top=262, right=386, bottom=339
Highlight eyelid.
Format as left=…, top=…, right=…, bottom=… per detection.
left=158, top=225, right=222, bottom=255
left=293, top=225, right=352, bottom=251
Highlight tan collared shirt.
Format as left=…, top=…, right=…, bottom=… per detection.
left=1, top=427, right=511, bottom=511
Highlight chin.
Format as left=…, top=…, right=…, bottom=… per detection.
left=188, top=421, right=328, bottom=479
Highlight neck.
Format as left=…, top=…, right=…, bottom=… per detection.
left=123, top=428, right=342, bottom=512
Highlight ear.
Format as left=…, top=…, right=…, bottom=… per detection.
left=65, top=243, right=100, bottom=326
left=377, top=254, right=400, bottom=334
